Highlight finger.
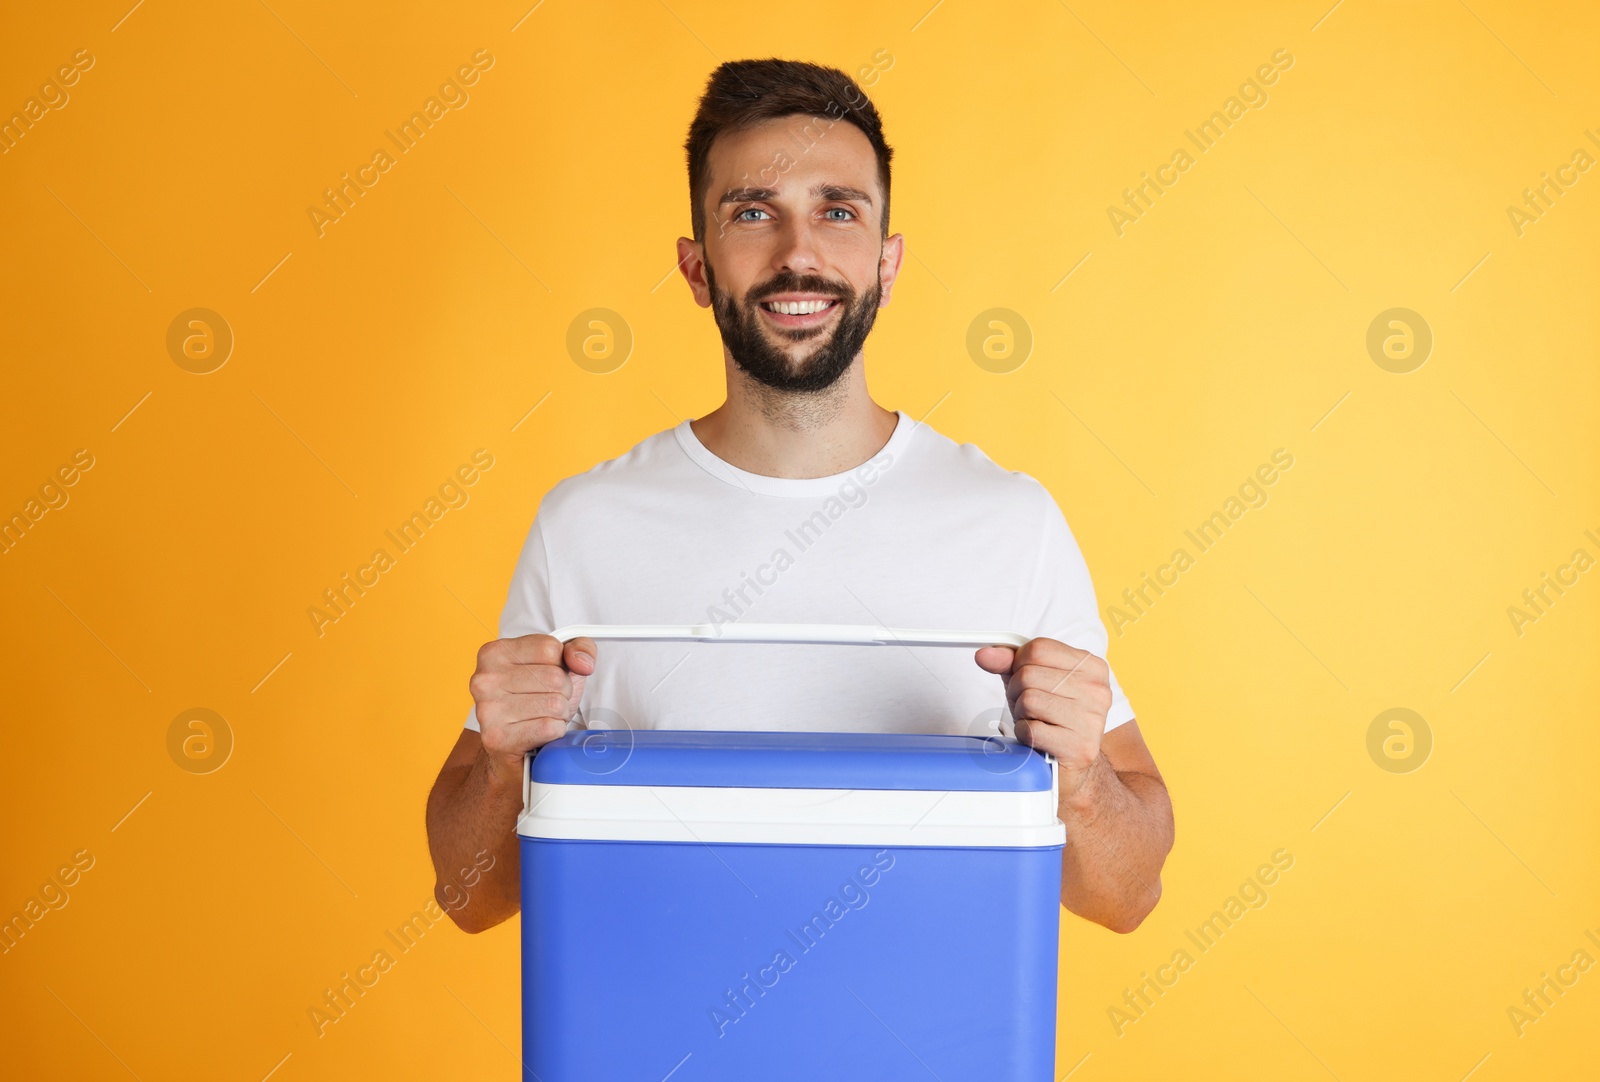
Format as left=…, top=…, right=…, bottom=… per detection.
left=1013, top=637, right=1092, bottom=670
left=1007, top=659, right=1108, bottom=701
left=973, top=645, right=1017, bottom=675
left=481, top=715, right=568, bottom=757
left=563, top=636, right=597, bottom=676
left=469, top=665, right=569, bottom=704
left=1005, top=676, right=1106, bottom=721
left=487, top=633, right=565, bottom=668
left=1012, top=716, right=1078, bottom=756
left=1008, top=678, right=1113, bottom=728
left=476, top=690, right=575, bottom=727
left=1012, top=716, right=1075, bottom=755
left=1013, top=716, right=1039, bottom=748
left=1011, top=686, right=1074, bottom=726
left=487, top=664, right=572, bottom=697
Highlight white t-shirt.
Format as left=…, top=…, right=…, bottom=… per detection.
left=463, top=410, right=1134, bottom=738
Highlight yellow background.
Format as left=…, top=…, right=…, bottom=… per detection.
left=2, top=0, right=1596, bottom=1078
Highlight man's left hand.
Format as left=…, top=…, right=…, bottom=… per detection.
left=974, top=637, right=1112, bottom=802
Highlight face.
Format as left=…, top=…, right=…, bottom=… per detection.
left=679, top=115, right=903, bottom=394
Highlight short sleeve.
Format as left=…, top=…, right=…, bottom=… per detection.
left=463, top=514, right=557, bottom=732
left=1020, top=481, right=1136, bottom=733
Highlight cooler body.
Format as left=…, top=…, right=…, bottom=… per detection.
left=517, top=730, right=1066, bottom=1081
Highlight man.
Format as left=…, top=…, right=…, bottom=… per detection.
left=426, top=58, right=1173, bottom=935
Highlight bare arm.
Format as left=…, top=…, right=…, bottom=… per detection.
left=976, top=640, right=1175, bottom=933
left=1056, top=720, right=1174, bottom=933
left=424, top=729, right=526, bottom=932
left=425, top=633, right=596, bottom=933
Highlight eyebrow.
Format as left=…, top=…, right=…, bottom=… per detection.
left=718, top=182, right=874, bottom=207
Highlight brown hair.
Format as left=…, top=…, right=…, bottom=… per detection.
left=683, top=58, right=893, bottom=244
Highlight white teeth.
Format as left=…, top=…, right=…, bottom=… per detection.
left=764, top=299, right=835, bottom=315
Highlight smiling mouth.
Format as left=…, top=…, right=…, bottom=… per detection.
left=758, top=298, right=841, bottom=326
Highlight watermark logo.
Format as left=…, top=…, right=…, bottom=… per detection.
left=166, top=707, right=233, bottom=774
left=1108, top=846, right=1294, bottom=1036
left=307, top=450, right=495, bottom=638
left=965, top=705, right=1043, bottom=775
left=438, top=848, right=497, bottom=914
left=1506, top=531, right=1598, bottom=637
left=564, top=705, right=634, bottom=776
left=0, top=848, right=95, bottom=955
left=1107, top=449, right=1294, bottom=636
left=1106, top=49, right=1294, bottom=236
left=1365, top=308, right=1431, bottom=374
left=308, top=894, right=449, bottom=1037
left=1366, top=707, right=1431, bottom=774
left=707, top=48, right=895, bottom=243
left=1, top=49, right=94, bottom=157
left=1505, top=133, right=1598, bottom=237
left=710, top=850, right=896, bottom=1038
left=566, top=308, right=632, bottom=373
left=704, top=448, right=894, bottom=632
left=166, top=308, right=233, bottom=374
left=966, top=308, right=1032, bottom=373
left=308, top=50, right=495, bottom=238
left=0, top=448, right=95, bottom=557
left=1506, top=928, right=1600, bottom=1037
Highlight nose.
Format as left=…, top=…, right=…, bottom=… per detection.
left=772, top=214, right=823, bottom=276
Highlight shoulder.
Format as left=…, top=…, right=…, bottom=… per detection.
left=535, top=424, right=688, bottom=522
left=897, top=420, right=1058, bottom=516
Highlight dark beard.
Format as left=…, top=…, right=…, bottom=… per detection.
left=705, top=259, right=882, bottom=394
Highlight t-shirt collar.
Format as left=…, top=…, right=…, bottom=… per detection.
left=674, top=409, right=917, bottom=498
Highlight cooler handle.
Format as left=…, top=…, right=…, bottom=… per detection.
left=521, top=623, right=1054, bottom=816
left=545, top=622, right=1030, bottom=649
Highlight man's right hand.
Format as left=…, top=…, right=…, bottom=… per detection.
left=469, top=633, right=597, bottom=788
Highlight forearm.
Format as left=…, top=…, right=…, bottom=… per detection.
left=1057, top=752, right=1174, bottom=933
left=425, top=752, right=526, bottom=933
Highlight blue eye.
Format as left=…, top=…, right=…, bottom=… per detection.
left=736, top=208, right=770, bottom=221
left=825, top=207, right=855, bottom=220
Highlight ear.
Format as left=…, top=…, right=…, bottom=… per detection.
left=676, top=237, right=712, bottom=308
left=877, top=233, right=906, bottom=307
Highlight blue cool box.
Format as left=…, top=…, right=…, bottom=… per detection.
left=518, top=728, right=1066, bottom=1081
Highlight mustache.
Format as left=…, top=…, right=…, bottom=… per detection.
left=749, top=275, right=852, bottom=304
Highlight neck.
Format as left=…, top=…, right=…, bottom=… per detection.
left=690, top=352, right=898, bottom=479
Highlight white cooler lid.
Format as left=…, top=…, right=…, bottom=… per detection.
left=518, top=731, right=1065, bottom=849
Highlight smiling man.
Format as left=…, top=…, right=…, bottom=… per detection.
left=426, top=58, right=1174, bottom=934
